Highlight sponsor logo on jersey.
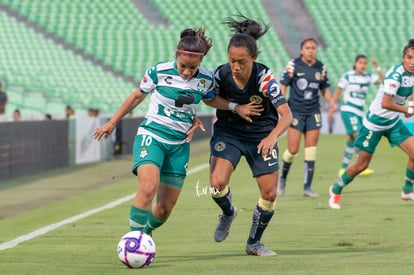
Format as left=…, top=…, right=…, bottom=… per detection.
left=297, top=72, right=305, bottom=76
left=297, top=78, right=308, bottom=90
left=164, top=76, right=173, bottom=84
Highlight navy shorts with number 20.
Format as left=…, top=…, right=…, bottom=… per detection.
left=210, top=134, right=279, bottom=177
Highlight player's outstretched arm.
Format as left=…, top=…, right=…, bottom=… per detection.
left=94, top=90, right=147, bottom=141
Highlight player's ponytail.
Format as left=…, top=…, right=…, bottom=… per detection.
left=176, top=27, right=212, bottom=57
left=223, top=13, right=270, bottom=57
left=402, top=39, right=414, bottom=56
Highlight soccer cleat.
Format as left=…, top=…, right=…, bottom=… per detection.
left=329, top=185, right=342, bottom=209
left=338, top=168, right=345, bottom=177
left=401, top=191, right=414, bottom=201
left=277, top=178, right=286, bottom=196
left=214, top=207, right=237, bottom=242
left=246, top=242, right=277, bottom=256
left=303, top=188, right=320, bottom=197
left=360, top=168, right=374, bottom=176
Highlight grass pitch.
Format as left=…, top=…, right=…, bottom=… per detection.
left=0, top=134, right=413, bottom=274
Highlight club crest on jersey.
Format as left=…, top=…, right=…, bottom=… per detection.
left=214, top=142, right=226, bottom=152
left=197, top=79, right=206, bottom=91
left=250, top=95, right=263, bottom=104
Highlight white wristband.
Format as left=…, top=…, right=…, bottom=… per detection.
left=228, top=102, right=238, bottom=112
left=408, top=107, right=414, bottom=115
left=376, top=67, right=381, bottom=72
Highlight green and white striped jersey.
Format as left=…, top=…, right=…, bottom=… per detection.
left=338, top=70, right=379, bottom=117
left=364, top=64, right=414, bottom=131
left=137, top=61, right=215, bottom=144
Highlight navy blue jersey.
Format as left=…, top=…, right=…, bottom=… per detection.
left=280, top=57, right=330, bottom=114
left=213, top=62, right=287, bottom=141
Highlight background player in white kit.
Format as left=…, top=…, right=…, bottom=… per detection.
left=330, top=55, right=384, bottom=177
left=329, top=39, right=414, bottom=209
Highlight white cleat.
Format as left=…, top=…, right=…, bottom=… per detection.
left=401, top=191, right=414, bottom=201
left=329, top=186, right=342, bottom=209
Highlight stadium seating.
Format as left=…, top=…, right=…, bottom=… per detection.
left=0, top=0, right=289, bottom=116
left=5, top=0, right=411, bottom=116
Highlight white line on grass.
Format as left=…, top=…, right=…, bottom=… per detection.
left=0, top=163, right=209, bottom=251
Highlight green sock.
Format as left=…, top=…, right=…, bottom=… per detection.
left=144, top=212, right=165, bottom=235
left=129, top=205, right=150, bottom=231
left=403, top=168, right=414, bottom=193
left=332, top=172, right=354, bottom=194
left=340, top=140, right=354, bottom=169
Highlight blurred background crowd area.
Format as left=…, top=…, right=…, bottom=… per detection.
left=0, top=0, right=412, bottom=121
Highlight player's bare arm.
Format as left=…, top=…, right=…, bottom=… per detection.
left=94, top=90, right=147, bottom=141
left=203, top=97, right=263, bottom=123
left=257, top=103, right=292, bottom=157
left=382, top=94, right=414, bottom=118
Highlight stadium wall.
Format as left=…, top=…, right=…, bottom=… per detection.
left=0, top=120, right=69, bottom=180
left=0, top=115, right=213, bottom=181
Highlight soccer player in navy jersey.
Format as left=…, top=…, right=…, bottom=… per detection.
left=209, top=14, right=292, bottom=256
left=277, top=38, right=335, bottom=197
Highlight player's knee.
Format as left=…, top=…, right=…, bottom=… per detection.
left=211, top=185, right=229, bottom=198
left=304, top=146, right=317, bottom=161
left=258, top=197, right=276, bottom=211
left=210, top=174, right=228, bottom=191
left=283, top=149, right=297, bottom=163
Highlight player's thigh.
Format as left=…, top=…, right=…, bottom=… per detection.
left=255, top=171, right=278, bottom=201
left=304, top=112, right=322, bottom=131
left=210, top=135, right=242, bottom=169
left=161, top=142, right=190, bottom=188
left=341, top=111, right=362, bottom=135
left=244, top=142, right=279, bottom=177
left=132, top=134, right=164, bottom=175
left=389, top=121, right=414, bottom=158
left=286, top=127, right=302, bottom=153
left=210, top=135, right=242, bottom=187
left=354, top=126, right=383, bottom=154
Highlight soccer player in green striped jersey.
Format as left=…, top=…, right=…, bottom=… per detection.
left=94, top=28, right=248, bottom=237
left=330, top=55, right=384, bottom=177
left=329, top=39, right=414, bottom=209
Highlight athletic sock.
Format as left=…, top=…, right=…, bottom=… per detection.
left=340, top=140, right=354, bottom=169
left=304, top=160, right=315, bottom=189
left=144, top=212, right=165, bottom=235
left=332, top=172, right=354, bottom=194
left=129, top=205, right=150, bottom=231
left=247, top=205, right=274, bottom=245
left=403, top=168, right=414, bottom=193
left=212, top=187, right=234, bottom=216
left=281, top=161, right=292, bottom=180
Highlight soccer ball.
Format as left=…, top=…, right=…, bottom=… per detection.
left=117, top=231, right=156, bottom=268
